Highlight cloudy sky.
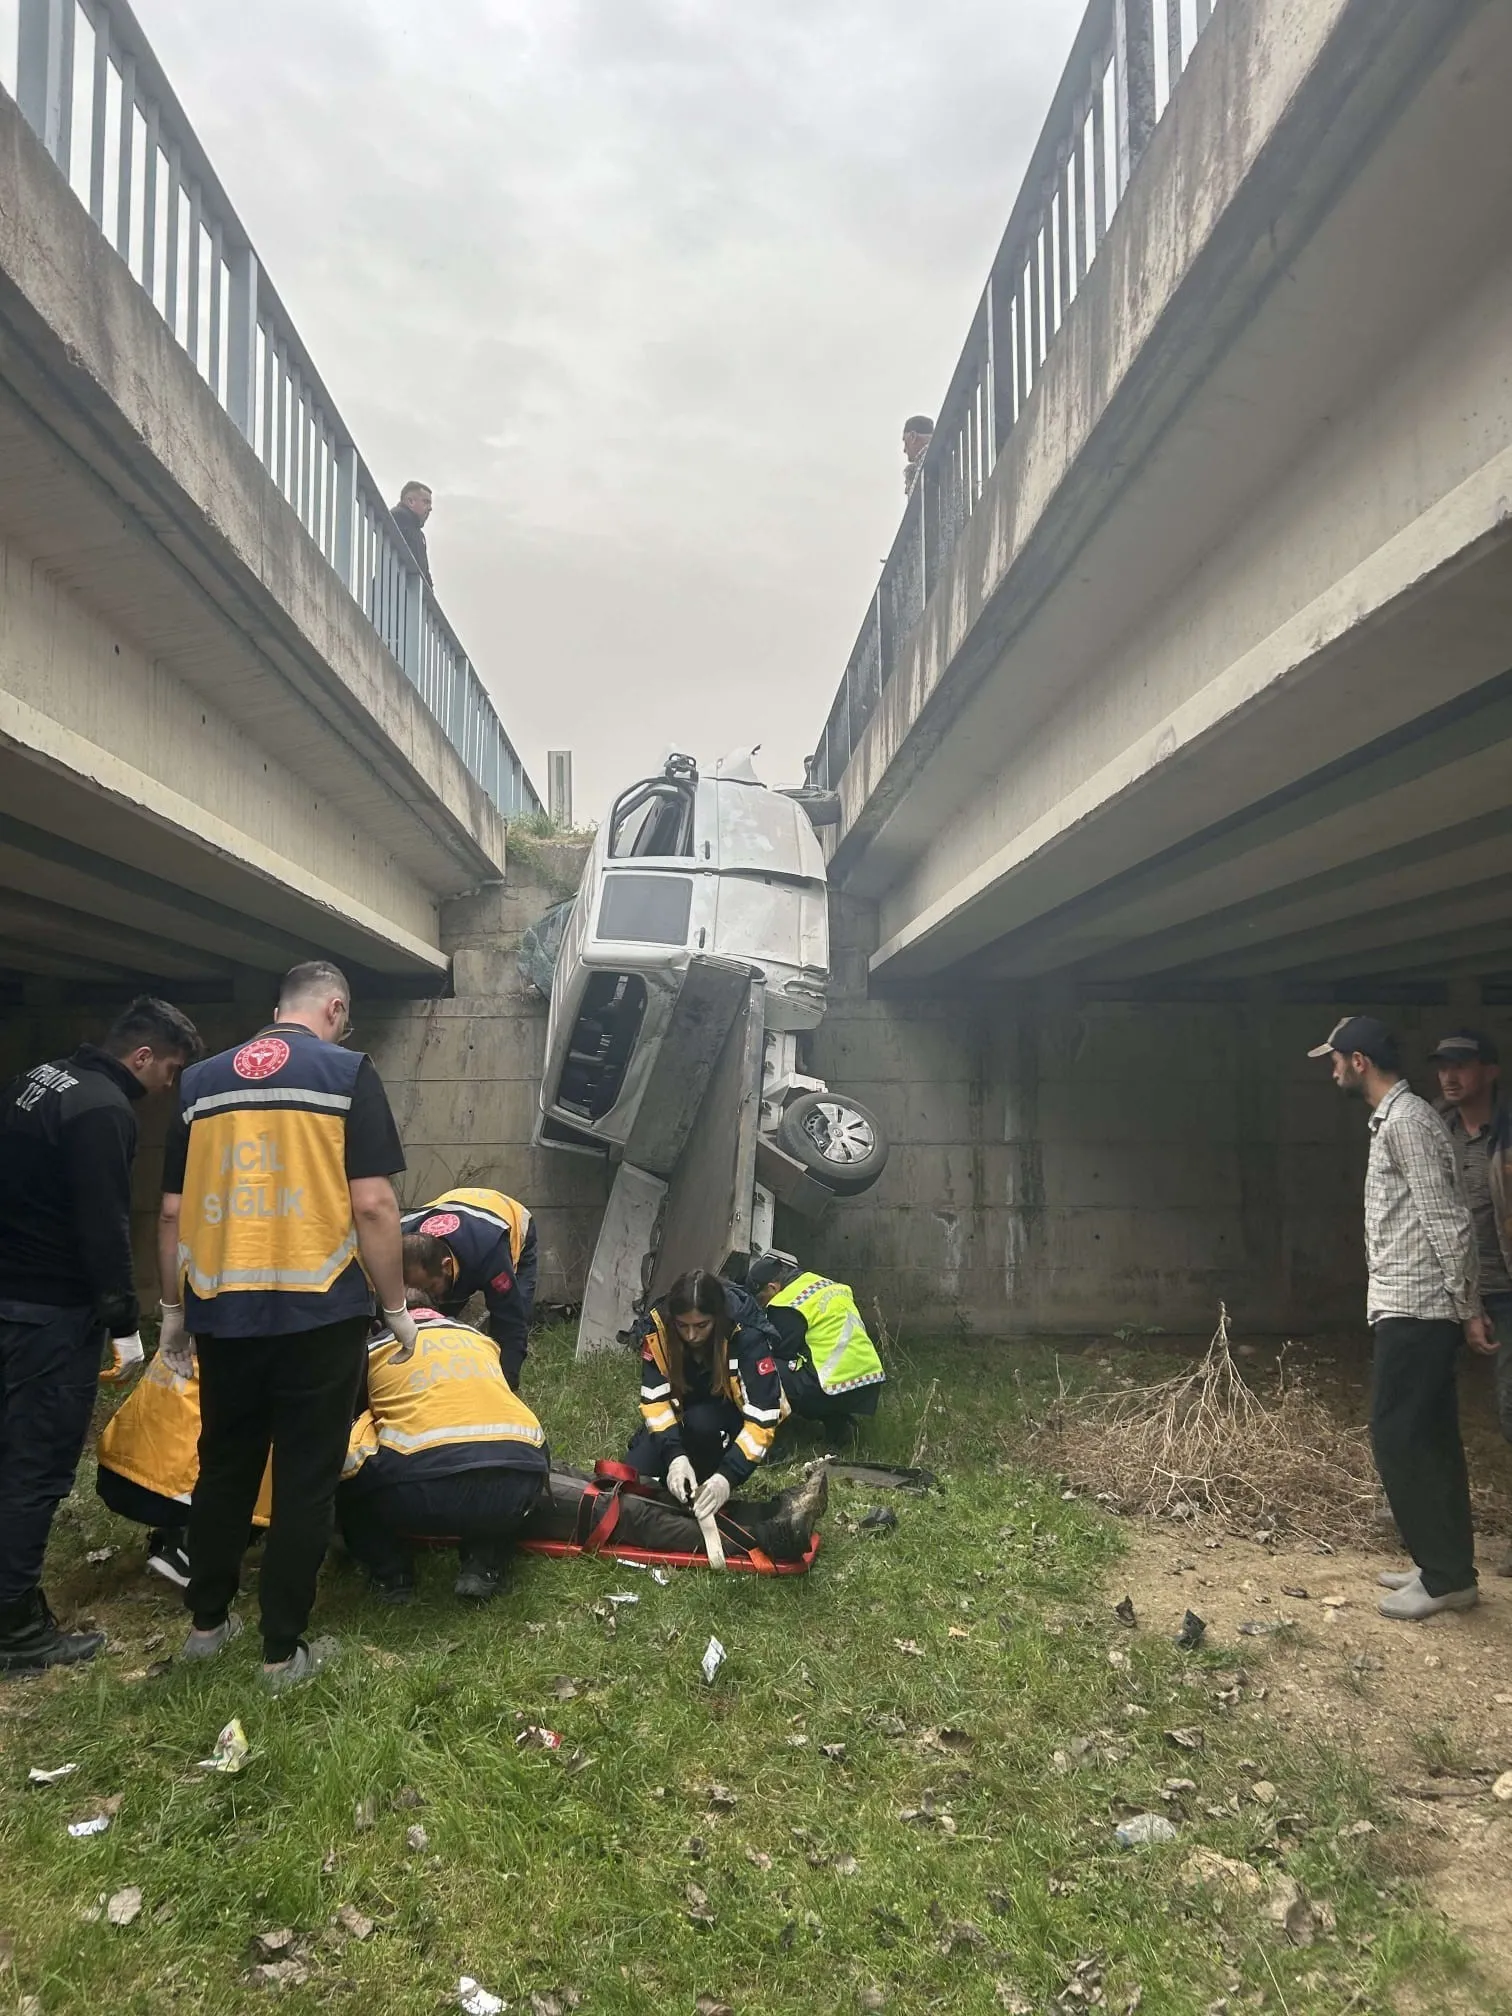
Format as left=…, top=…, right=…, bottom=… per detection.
left=135, top=0, right=1085, bottom=817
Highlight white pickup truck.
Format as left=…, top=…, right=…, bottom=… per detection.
left=531, top=750, right=889, bottom=1351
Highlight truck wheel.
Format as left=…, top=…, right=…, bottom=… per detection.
left=776, top=1091, right=890, bottom=1196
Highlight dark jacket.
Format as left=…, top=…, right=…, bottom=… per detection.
left=0, top=1045, right=144, bottom=1331
left=392, top=502, right=433, bottom=587
left=633, top=1279, right=785, bottom=1486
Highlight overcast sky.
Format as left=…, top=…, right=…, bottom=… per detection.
left=135, top=0, right=1085, bottom=818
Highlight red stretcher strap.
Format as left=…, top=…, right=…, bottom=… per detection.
left=516, top=1532, right=821, bottom=1577
left=579, top=1483, right=622, bottom=1555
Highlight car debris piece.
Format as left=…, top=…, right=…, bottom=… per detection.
left=27, top=1763, right=80, bottom=1785
left=1174, top=1611, right=1206, bottom=1650
left=1114, top=1596, right=1137, bottom=1628
left=458, top=1977, right=506, bottom=2016
left=197, top=1717, right=250, bottom=1775
left=106, top=1886, right=142, bottom=1927
left=859, top=1507, right=898, bottom=1534
left=1115, top=1813, right=1179, bottom=1847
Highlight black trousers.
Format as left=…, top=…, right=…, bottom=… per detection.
left=189, top=1318, right=367, bottom=1662
left=0, top=1301, right=103, bottom=1607
left=96, top=1466, right=186, bottom=1537
left=780, top=1359, right=882, bottom=1425
left=338, top=1466, right=544, bottom=1580
left=1371, top=1317, right=1476, bottom=1597
left=1484, top=1293, right=1512, bottom=1440
left=626, top=1396, right=742, bottom=1484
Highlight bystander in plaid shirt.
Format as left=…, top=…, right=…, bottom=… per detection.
left=1364, top=1078, right=1479, bottom=1325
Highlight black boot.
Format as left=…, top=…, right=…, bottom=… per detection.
left=455, top=1542, right=507, bottom=1602
left=757, top=1464, right=830, bottom=1560
left=0, top=1588, right=105, bottom=1672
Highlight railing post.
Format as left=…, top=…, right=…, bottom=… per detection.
left=401, top=573, right=424, bottom=684
left=1113, top=0, right=1157, bottom=194
left=18, top=0, right=76, bottom=175
left=333, top=444, right=360, bottom=591
left=225, top=244, right=259, bottom=442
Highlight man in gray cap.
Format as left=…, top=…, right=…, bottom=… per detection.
left=1432, top=1030, right=1512, bottom=1564
left=1311, top=1016, right=1493, bottom=1619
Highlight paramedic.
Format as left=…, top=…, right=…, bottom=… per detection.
left=745, top=1253, right=886, bottom=1429
left=401, top=1187, right=537, bottom=1387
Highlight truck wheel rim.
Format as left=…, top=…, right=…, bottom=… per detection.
left=803, top=1100, right=875, bottom=1166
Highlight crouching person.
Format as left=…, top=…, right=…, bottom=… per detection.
left=339, top=1309, right=548, bottom=1603
left=96, top=1352, right=272, bottom=1585
left=625, top=1269, right=785, bottom=1523
left=745, top=1255, right=886, bottom=1431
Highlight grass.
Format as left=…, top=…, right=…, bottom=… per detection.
left=0, top=1330, right=1494, bottom=2015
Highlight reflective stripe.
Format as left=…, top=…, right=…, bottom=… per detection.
left=642, top=1404, right=678, bottom=1433
left=377, top=1420, right=546, bottom=1453
left=825, top=1368, right=887, bottom=1393
left=178, top=1227, right=360, bottom=1294
left=183, top=1086, right=354, bottom=1122
left=641, top=1379, right=672, bottom=1401
left=736, top=1426, right=771, bottom=1460
left=743, top=1404, right=783, bottom=1424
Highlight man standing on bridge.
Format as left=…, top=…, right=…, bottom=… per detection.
left=157, top=961, right=416, bottom=1690
left=391, top=481, right=434, bottom=587
left=1312, top=1014, right=1493, bottom=1620
left=0, top=995, right=202, bottom=1671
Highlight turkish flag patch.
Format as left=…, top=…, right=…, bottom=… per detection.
left=490, top=1269, right=514, bottom=1294
left=641, top=1342, right=656, bottom=1361
left=757, top=1356, right=777, bottom=1377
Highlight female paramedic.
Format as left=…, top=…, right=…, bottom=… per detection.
left=625, top=1269, right=786, bottom=1524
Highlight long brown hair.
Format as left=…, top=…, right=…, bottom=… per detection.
left=659, top=1269, right=734, bottom=1401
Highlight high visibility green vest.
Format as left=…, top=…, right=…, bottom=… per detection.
left=768, top=1273, right=885, bottom=1395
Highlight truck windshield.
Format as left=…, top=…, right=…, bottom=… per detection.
left=607, top=779, right=696, bottom=859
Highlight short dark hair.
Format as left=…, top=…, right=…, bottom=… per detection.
left=403, top=1232, right=450, bottom=1278
left=903, top=415, right=935, bottom=435
left=746, top=1252, right=798, bottom=1296
left=278, top=961, right=350, bottom=1013
left=400, top=480, right=432, bottom=502
left=104, top=995, right=203, bottom=1062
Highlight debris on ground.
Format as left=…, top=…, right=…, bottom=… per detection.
left=858, top=1507, right=898, bottom=1534
left=1115, top=1813, right=1179, bottom=1847
left=405, top=1824, right=429, bottom=1853
left=458, top=1976, right=506, bottom=2016
left=1174, top=1610, right=1206, bottom=1649
left=1180, top=1850, right=1263, bottom=1898
left=85, top=1548, right=116, bottom=1565
left=27, top=1763, right=79, bottom=1785
left=251, top=1929, right=299, bottom=1962
left=106, top=1886, right=142, bottom=1927
left=196, top=1717, right=250, bottom=1774
left=550, top=1676, right=579, bottom=1702
left=893, top=1639, right=925, bottom=1658
left=1164, top=1727, right=1204, bottom=1751
left=705, top=1784, right=738, bottom=1810
left=821, top=1744, right=847, bottom=1763
left=251, top=1959, right=309, bottom=1991
left=700, top=1638, right=726, bottom=1684
left=516, top=1728, right=563, bottom=1751
left=606, top=1592, right=640, bottom=1607
left=353, top=1797, right=376, bottom=1832
left=685, top=1883, right=716, bottom=1928
left=333, top=1905, right=373, bottom=1941
left=1114, top=1596, right=1136, bottom=1627
left=695, top=1999, right=734, bottom=2016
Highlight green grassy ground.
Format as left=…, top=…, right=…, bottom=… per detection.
left=0, top=1331, right=1493, bottom=2015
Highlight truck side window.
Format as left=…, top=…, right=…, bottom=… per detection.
left=607, top=780, right=695, bottom=859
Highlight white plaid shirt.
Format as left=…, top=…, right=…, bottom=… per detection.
left=1364, top=1079, right=1479, bottom=1325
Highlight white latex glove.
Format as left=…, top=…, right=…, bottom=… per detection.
left=384, top=1305, right=420, bottom=1363
left=693, top=1472, right=732, bottom=1522
left=157, top=1303, right=194, bottom=1379
left=99, top=1332, right=145, bottom=1384
left=666, top=1455, right=698, bottom=1507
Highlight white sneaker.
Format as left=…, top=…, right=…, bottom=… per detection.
left=1378, top=1582, right=1478, bottom=1621
left=1377, top=1569, right=1421, bottom=1591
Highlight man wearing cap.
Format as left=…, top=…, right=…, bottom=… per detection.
left=1312, top=1015, right=1493, bottom=1619
left=1432, top=1030, right=1512, bottom=1562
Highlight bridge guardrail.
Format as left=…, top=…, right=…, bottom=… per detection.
left=809, top=0, right=1220, bottom=798
left=7, top=0, right=541, bottom=818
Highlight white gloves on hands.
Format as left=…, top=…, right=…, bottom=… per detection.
left=99, top=1332, right=145, bottom=1384
left=666, top=1455, right=698, bottom=1507
left=384, top=1305, right=420, bottom=1362
left=693, top=1472, right=732, bottom=1521
left=157, top=1303, right=194, bottom=1379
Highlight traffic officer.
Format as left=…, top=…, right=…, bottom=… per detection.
left=339, top=1306, right=549, bottom=1603
left=400, top=1187, right=537, bottom=1387
left=0, top=995, right=201, bottom=1672
left=626, top=1268, right=786, bottom=1523
left=157, top=960, right=415, bottom=1692
left=745, top=1253, right=886, bottom=1430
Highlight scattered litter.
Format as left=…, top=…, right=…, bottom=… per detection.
left=876, top=1715, right=908, bottom=1738
left=834, top=1854, right=859, bottom=1876
left=1338, top=1819, right=1377, bottom=1839
left=321, top=1851, right=339, bottom=1876
left=606, top=1592, right=640, bottom=1607
left=820, top=1744, right=847, bottom=1763
left=994, top=1988, right=1034, bottom=2014
left=1164, top=1727, right=1205, bottom=1752
left=334, top=1905, right=373, bottom=1940
left=651, top=1569, right=671, bottom=1586
left=1320, top=1594, right=1348, bottom=1610
left=938, top=1919, right=989, bottom=1955
left=353, top=1797, right=377, bottom=1831
left=27, top=1762, right=80, bottom=1785
left=686, top=1882, right=716, bottom=1929
left=85, top=1548, right=116, bottom=1565
left=700, top=1638, right=726, bottom=1685
left=1493, top=1772, right=1512, bottom=1802
left=1115, top=1813, right=1179, bottom=1848
left=1114, top=1596, right=1137, bottom=1628
left=106, top=1886, right=142, bottom=1927
left=406, top=1824, right=430, bottom=1853
left=550, top=1677, right=579, bottom=1702
left=252, top=1961, right=310, bottom=1991
left=786, top=1734, right=809, bottom=1748
left=394, top=1787, right=426, bottom=1810
left=530, top=1996, right=581, bottom=2016
left=458, top=1976, right=506, bottom=2016
left=1280, top=1585, right=1309, bottom=1600
left=143, top=1658, right=173, bottom=1680
left=746, top=1849, right=772, bottom=1871
left=705, top=1784, right=738, bottom=1810
left=898, top=1792, right=955, bottom=1832
left=858, top=1507, right=898, bottom=1534
left=893, top=1639, right=925, bottom=1658
left=947, top=1625, right=972, bottom=1640
left=196, top=1717, right=250, bottom=1775
left=1250, top=1780, right=1278, bottom=1807
left=696, top=2000, right=733, bottom=2016
left=252, top=1929, right=299, bottom=1961
left=67, top=1813, right=113, bottom=1839
left=1237, top=1620, right=1282, bottom=1637
left=617, top=1558, right=650, bottom=1572
left=1181, top=1849, right=1263, bottom=1897
left=516, top=1728, right=563, bottom=1751
left=1174, top=1611, right=1206, bottom=1650
left=917, top=1726, right=971, bottom=1754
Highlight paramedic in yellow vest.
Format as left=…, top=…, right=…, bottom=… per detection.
left=339, top=1307, right=548, bottom=1603
left=156, top=961, right=416, bottom=1693
left=401, top=1188, right=537, bottom=1387
left=746, top=1254, right=886, bottom=1429
left=95, top=1353, right=273, bottom=1585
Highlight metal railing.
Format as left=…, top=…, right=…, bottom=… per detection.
left=7, top=0, right=541, bottom=818
left=810, top=0, right=1221, bottom=796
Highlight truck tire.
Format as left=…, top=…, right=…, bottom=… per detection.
left=776, top=1091, right=890, bottom=1196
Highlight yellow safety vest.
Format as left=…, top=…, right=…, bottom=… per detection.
left=768, top=1273, right=885, bottom=1395
left=97, top=1355, right=273, bottom=1524
left=417, top=1188, right=532, bottom=1263
left=176, top=1027, right=370, bottom=1337
left=344, top=1313, right=547, bottom=1482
